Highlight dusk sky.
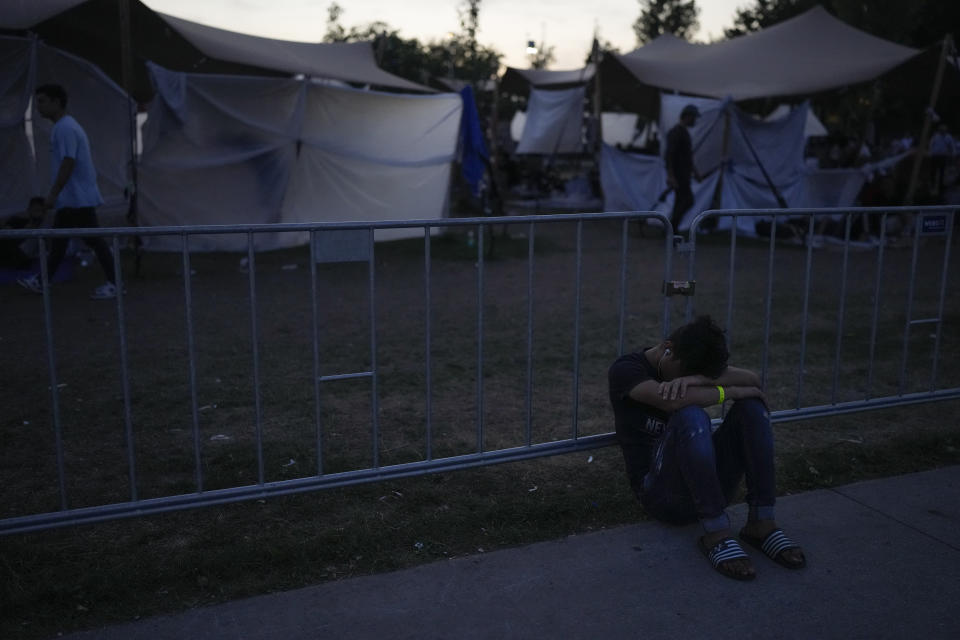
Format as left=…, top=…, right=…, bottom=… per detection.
left=143, top=0, right=746, bottom=70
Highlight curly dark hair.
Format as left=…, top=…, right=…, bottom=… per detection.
left=35, top=83, right=68, bottom=107
left=667, top=315, right=729, bottom=378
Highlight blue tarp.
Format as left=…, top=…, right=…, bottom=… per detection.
left=458, top=85, right=488, bottom=196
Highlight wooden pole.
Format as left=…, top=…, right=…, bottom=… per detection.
left=903, top=35, right=954, bottom=206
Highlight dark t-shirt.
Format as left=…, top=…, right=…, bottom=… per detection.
left=608, top=349, right=670, bottom=495
left=665, top=124, right=694, bottom=185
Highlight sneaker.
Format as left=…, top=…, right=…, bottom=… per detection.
left=90, top=282, right=122, bottom=300
left=17, top=274, right=42, bottom=293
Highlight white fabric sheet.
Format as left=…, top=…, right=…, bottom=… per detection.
left=601, top=112, right=639, bottom=147
left=139, top=64, right=461, bottom=252
left=0, top=37, right=37, bottom=215
left=0, top=36, right=133, bottom=221
left=515, top=86, right=585, bottom=155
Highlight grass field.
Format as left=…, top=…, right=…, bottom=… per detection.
left=2, top=213, right=958, bottom=639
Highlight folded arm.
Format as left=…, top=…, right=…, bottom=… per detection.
left=628, top=377, right=764, bottom=414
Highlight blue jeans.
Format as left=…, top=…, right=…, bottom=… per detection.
left=640, top=398, right=775, bottom=533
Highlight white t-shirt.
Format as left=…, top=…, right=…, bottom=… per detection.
left=50, top=115, right=103, bottom=209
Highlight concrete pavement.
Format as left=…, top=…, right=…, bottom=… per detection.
left=64, top=466, right=960, bottom=640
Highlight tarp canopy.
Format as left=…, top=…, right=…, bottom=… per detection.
left=500, top=65, right=595, bottom=96
left=602, top=6, right=921, bottom=103
left=139, top=63, right=461, bottom=251
left=1, top=0, right=431, bottom=101
left=157, top=12, right=432, bottom=93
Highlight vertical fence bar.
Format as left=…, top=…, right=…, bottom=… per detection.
left=761, top=217, right=777, bottom=387
left=725, top=217, right=738, bottom=347
left=476, top=224, right=485, bottom=453
left=38, top=238, right=67, bottom=510
left=246, top=233, right=265, bottom=485
left=112, top=236, right=137, bottom=501
left=309, top=230, right=323, bottom=476
left=795, top=214, right=816, bottom=409
left=662, top=218, right=673, bottom=337
left=929, top=211, right=955, bottom=390
left=182, top=235, right=203, bottom=492
left=898, top=214, right=923, bottom=395
left=866, top=213, right=888, bottom=399
left=525, top=222, right=535, bottom=447
left=571, top=220, right=583, bottom=439
left=424, top=226, right=433, bottom=461
left=830, top=215, right=853, bottom=404
left=617, top=218, right=628, bottom=355
left=369, top=228, right=380, bottom=468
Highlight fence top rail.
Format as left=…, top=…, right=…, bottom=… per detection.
left=695, top=205, right=958, bottom=220
left=0, top=211, right=664, bottom=239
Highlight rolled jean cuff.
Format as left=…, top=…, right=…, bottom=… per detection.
left=701, top=511, right=730, bottom=534
left=749, top=505, right=776, bottom=522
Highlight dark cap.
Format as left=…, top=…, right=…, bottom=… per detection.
left=681, top=104, right=700, bottom=118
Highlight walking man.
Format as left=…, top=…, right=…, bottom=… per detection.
left=18, top=84, right=120, bottom=299
left=608, top=315, right=806, bottom=580
left=664, top=104, right=701, bottom=232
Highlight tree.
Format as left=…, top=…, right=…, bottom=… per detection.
left=527, top=43, right=556, bottom=69
left=322, top=1, right=501, bottom=87
left=633, top=0, right=700, bottom=45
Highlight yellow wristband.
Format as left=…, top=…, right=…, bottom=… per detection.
left=716, top=385, right=725, bottom=405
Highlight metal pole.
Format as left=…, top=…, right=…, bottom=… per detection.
left=182, top=236, right=203, bottom=491
left=246, top=234, right=264, bottom=484
left=571, top=220, right=583, bottom=439
left=39, top=238, right=67, bottom=510
left=424, top=227, right=434, bottom=460
left=831, top=215, right=853, bottom=404
left=369, top=228, right=380, bottom=468
left=309, top=231, right=323, bottom=476
left=476, top=224, right=485, bottom=453
left=525, top=222, right=535, bottom=447
left=112, top=236, right=136, bottom=501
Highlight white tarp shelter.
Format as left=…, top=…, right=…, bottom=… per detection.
left=764, top=104, right=828, bottom=137
left=140, top=64, right=461, bottom=251
left=510, top=110, right=637, bottom=147
left=499, top=65, right=595, bottom=95
left=602, top=93, right=912, bottom=233
left=515, top=86, right=585, bottom=155
left=0, top=36, right=132, bottom=219
left=605, top=6, right=920, bottom=100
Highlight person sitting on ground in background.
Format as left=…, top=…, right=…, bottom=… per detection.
left=0, top=197, right=46, bottom=269
left=608, top=315, right=806, bottom=581
left=17, top=83, right=120, bottom=300
left=664, top=105, right=701, bottom=233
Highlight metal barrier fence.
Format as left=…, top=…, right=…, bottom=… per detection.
left=682, top=206, right=959, bottom=422
left=1, top=206, right=957, bottom=535
left=1, top=212, right=671, bottom=534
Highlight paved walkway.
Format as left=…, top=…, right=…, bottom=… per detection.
left=65, top=466, right=960, bottom=640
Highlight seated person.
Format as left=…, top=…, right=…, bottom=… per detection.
left=0, top=197, right=45, bottom=269
left=608, top=315, right=806, bottom=581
